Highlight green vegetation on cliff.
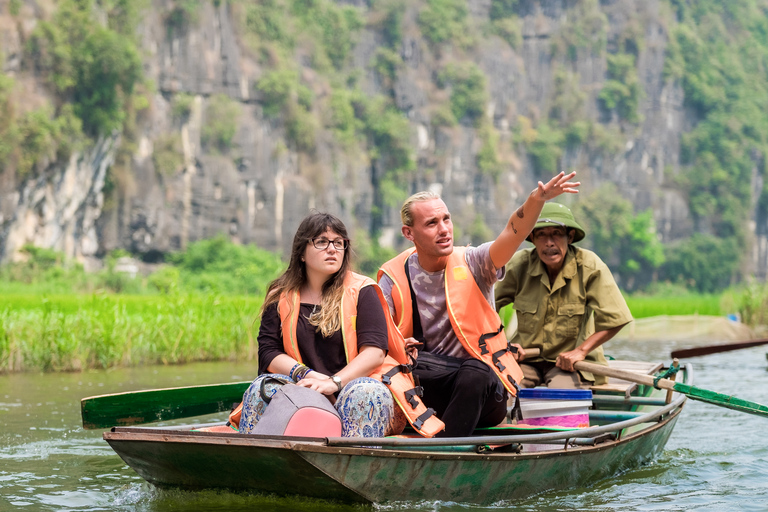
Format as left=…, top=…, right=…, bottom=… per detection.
left=1, top=0, right=145, bottom=179
left=662, top=1, right=768, bottom=290
left=3, top=0, right=768, bottom=298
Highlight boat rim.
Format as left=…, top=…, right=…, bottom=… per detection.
left=104, top=363, right=691, bottom=450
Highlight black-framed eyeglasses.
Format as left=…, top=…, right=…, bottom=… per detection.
left=310, top=238, right=348, bottom=250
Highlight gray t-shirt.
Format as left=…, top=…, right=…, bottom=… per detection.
left=379, top=242, right=505, bottom=358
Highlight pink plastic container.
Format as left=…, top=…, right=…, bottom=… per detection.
left=517, top=388, right=592, bottom=428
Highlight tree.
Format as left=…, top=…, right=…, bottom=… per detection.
left=572, top=183, right=664, bottom=291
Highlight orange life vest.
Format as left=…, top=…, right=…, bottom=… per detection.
left=378, top=248, right=525, bottom=396
left=232, top=272, right=444, bottom=437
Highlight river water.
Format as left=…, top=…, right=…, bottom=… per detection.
left=1, top=339, right=767, bottom=512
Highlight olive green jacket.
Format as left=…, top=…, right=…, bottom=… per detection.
left=495, top=246, right=633, bottom=384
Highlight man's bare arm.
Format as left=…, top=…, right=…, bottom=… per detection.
left=489, top=172, right=580, bottom=269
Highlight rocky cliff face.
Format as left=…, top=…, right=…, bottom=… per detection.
left=1, top=0, right=765, bottom=280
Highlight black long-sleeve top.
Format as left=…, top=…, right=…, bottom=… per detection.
left=257, top=286, right=388, bottom=376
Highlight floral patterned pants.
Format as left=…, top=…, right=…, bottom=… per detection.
left=238, top=374, right=406, bottom=437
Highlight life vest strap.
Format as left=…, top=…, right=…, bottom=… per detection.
left=413, top=408, right=437, bottom=430
left=478, top=325, right=504, bottom=355
left=404, top=386, right=424, bottom=408
left=507, top=378, right=522, bottom=420
left=492, top=349, right=508, bottom=372
left=381, top=364, right=413, bottom=385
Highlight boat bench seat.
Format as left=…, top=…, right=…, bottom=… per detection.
left=589, top=360, right=662, bottom=397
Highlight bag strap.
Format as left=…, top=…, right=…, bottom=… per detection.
left=403, top=257, right=426, bottom=344
left=260, top=376, right=291, bottom=404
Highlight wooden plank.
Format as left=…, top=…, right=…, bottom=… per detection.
left=590, top=361, right=662, bottom=397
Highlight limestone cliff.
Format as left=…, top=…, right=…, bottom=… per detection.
left=0, top=0, right=765, bottom=285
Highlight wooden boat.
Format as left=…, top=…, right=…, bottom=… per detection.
left=101, top=360, right=690, bottom=505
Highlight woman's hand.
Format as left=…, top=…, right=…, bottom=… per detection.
left=296, top=375, right=338, bottom=396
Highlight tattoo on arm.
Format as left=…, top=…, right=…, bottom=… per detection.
left=515, top=207, right=524, bottom=219
left=510, top=220, right=518, bottom=234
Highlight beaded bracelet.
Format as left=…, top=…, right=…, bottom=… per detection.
left=295, top=365, right=313, bottom=381
left=289, top=363, right=313, bottom=382
left=288, top=363, right=302, bottom=381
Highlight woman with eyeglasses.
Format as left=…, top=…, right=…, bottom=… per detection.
left=236, top=212, right=407, bottom=437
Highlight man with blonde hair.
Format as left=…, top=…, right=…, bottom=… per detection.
left=378, top=172, right=580, bottom=437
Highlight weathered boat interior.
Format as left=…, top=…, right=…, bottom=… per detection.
left=102, top=361, right=690, bottom=505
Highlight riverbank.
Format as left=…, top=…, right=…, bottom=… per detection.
left=0, top=290, right=736, bottom=374
left=0, top=293, right=261, bottom=373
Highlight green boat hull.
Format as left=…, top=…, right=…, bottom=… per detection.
left=105, top=399, right=683, bottom=505
left=303, top=414, right=680, bottom=504
left=103, top=362, right=691, bottom=505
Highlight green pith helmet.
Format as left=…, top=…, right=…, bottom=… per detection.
left=527, top=202, right=586, bottom=243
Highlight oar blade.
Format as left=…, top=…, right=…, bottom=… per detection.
left=81, top=381, right=250, bottom=429
left=671, top=338, right=768, bottom=359
left=673, top=382, right=768, bottom=419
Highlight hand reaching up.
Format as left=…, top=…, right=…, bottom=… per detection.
left=534, top=171, right=580, bottom=201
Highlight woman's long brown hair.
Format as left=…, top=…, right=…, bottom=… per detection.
left=261, top=212, right=351, bottom=337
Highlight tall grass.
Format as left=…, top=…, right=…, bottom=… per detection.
left=5, top=238, right=765, bottom=373
left=0, top=236, right=404, bottom=373
left=0, top=293, right=262, bottom=373
left=624, top=294, right=723, bottom=318
left=498, top=290, right=724, bottom=331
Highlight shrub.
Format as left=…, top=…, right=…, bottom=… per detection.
left=72, top=28, right=143, bottom=135
left=201, top=94, right=241, bottom=153
left=165, top=0, right=204, bottom=29
left=476, top=123, right=502, bottom=178
left=244, top=0, right=293, bottom=47
left=490, top=0, right=518, bottom=20
left=372, top=47, right=402, bottom=87
left=377, top=0, right=405, bottom=48
left=438, top=63, right=488, bottom=127
left=257, top=69, right=299, bottom=117
left=166, top=234, right=285, bottom=296
left=25, top=0, right=143, bottom=137
left=431, top=104, right=458, bottom=128
left=491, top=16, right=522, bottom=49
left=153, top=133, right=184, bottom=176
left=525, top=121, right=564, bottom=175
left=327, top=88, right=363, bottom=148
left=550, top=0, right=607, bottom=60
left=171, top=93, right=194, bottom=123
left=352, top=229, right=397, bottom=277
left=572, top=183, right=665, bottom=291
left=418, top=0, right=471, bottom=47
left=285, top=103, right=317, bottom=152
left=660, top=234, right=739, bottom=293
left=549, top=69, right=586, bottom=126
left=598, top=52, right=641, bottom=123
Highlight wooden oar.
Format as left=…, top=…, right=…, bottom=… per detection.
left=670, top=338, right=768, bottom=358
left=575, top=360, right=768, bottom=419
left=81, top=381, right=250, bottom=430
left=521, top=347, right=540, bottom=358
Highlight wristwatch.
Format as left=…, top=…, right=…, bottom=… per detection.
left=331, top=375, right=343, bottom=392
